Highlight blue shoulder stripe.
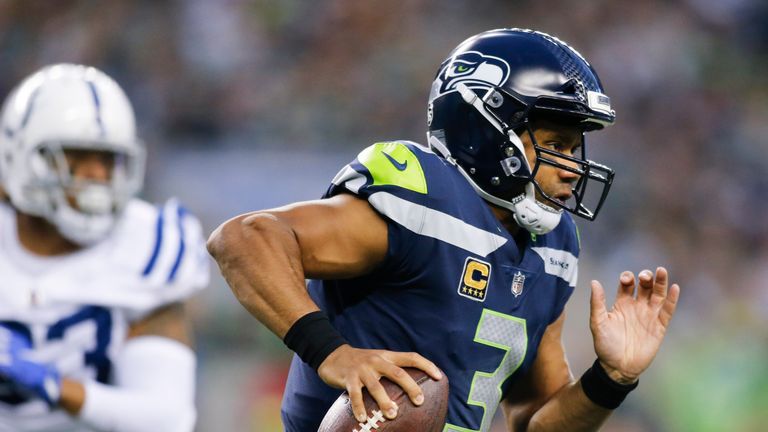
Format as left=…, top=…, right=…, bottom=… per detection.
left=141, top=205, right=164, bottom=277
left=167, top=205, right=187, bottom=283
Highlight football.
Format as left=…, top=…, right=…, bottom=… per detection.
left=318, top=367, right=449, bottom=432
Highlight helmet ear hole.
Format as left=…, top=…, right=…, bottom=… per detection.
left=485, top=90, right=504, bottom=108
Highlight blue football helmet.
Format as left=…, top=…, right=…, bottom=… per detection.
left=427, top=28, right=615, bottom=234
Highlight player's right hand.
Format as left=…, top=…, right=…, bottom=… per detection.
left=317, top=344, right=442, bottom=423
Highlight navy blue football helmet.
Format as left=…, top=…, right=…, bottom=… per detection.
left=427, top=28, right=615, bottom=234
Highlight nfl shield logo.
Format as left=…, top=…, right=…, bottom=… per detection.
left=511, top=271, right=525, bottom=297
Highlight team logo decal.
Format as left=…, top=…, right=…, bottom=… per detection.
left=436, top=51, right=511, bottom=96
left=381, top=151, right=408, bottom=171
left=458, top=257, right=492, bottom=302
left=511, top=271, right=526, bottom=297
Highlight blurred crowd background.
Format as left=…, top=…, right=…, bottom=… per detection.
left=1, top=0, right=767, bottom=430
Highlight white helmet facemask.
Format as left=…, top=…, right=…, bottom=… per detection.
left=28, top=141, right=143, bottom=245
left=0, top=64, right=145, bottom=246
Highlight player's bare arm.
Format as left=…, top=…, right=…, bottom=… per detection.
left=208, top=193, right=442, bottom=422
left=208, top=194, right=387, bottom=335
left=501, top=312, right=573, bottom=431
left=502, top=268, right=680, bottom=431
left=126, top=302, right=193, bottom=346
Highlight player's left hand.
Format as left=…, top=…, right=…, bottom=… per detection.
left=589, top=267, right=680, bottom=384
left=0, top=325, right=61, bottom=406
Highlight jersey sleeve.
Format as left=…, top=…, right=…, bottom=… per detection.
left=105, top=198, right=211, bottom=321
left=325, top=141, right=436, bottom=276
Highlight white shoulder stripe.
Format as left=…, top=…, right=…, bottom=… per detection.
left=399, top=140, right=434, bottom=154
left=331, top=164, right=366, bottom=193
left=531, top=247, right=578, bottom=287
left=368, top=192, right=506, bottom=257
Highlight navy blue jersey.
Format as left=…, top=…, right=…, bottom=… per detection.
left=282, top=141, right=580, bottom=432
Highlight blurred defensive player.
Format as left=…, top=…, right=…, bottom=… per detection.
left=209, top=29, right=680, bottom=431
left=0, top=64, right=208, bottom=432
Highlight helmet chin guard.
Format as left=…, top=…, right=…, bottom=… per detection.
left=54, top=199, right=116, bottom=246
left=510, top=183, right=562, bottom=235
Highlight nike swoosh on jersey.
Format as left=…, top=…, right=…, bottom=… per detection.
left=381, top=151, right=408, bottom=171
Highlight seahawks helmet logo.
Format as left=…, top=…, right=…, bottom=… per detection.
left=436, top=51, right=511, bottom=96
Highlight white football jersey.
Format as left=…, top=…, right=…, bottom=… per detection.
left=0, top=198, right=209, bottom=431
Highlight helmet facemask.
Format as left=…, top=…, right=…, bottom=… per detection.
left=527, top=127, right=614, bottom=221
left=479, top=84, right=615, bottom=224
left=21, top=140, right=145, bottom=245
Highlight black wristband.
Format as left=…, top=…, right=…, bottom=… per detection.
left=283, top=311, right=347, bottom=372
left=580, top=359, right=638, bottom=409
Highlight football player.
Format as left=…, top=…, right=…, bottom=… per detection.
left=0, top=64, right=208, bottom=431
left=209, top=29, right=680, bottom=431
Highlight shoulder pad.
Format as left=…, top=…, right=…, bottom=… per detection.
left=112, top=198, right=209, bottom=287
left=90, top=198, right=209, bottom=318
left=327, top=141, right=507, bottom=257
left=330, top=141, right=434, bottom=197
left=1, top=199, right=209, bottom=319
